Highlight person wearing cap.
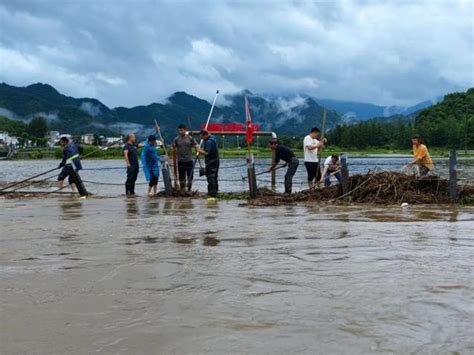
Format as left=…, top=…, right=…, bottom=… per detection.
left=196, top=130, right=219, bottom=197
left=141, top=134, right=160, bottom=196
left=408, top=134, right=434, bottom=176
left=268, top=139, right=299, bottom=194
left=173, top=124, right=199, bottom=191
left=123, top=133, right=139, bottom=195
left=57, top=136, right=88, bottom=196
left=303, top=127, right=326, bottom=188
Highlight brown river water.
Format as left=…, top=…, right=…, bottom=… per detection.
left=1, top=195, right=473, bottom=354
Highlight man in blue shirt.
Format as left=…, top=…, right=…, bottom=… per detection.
left=197, top=130, right=219, bottom=197
left=57, top=136, right=88, bottom=196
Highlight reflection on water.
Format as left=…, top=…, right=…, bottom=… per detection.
left=59, top=200, right=84, bottom=220
left=0, top=197, right=473, bottom=354
left=125, top=197, right=139, bottom=218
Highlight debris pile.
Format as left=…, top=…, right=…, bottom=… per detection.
left=251, top=171, right=474, bottom=205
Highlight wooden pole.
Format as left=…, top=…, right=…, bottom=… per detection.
left=341, top=152, right=349, bottom=197
left=247, top=151, right=257, bottom=198
left=449, top=148, right=457, bottom=200
left=271, top=149, right=276, bottom=191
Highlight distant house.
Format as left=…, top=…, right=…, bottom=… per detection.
left=81, top=133, right=95, bottom=145
left=99, top=136, right=124, bottom=146
left=48, top=131, right=61, bottom=147
left=0, top=131, right=19, bottom=147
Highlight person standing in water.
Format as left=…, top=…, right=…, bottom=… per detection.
left=268, top=139, right=299, bottom=194
left=303, top=127, right=326, bottom=188
left=141, top=135, right=160, bottom=196
left=57, top=136, right=88, bottom=196
left=123, top=133, right=139, bottom=196
left=173, top=124, right=199, bottom=191
left=408, top=134, right=434, bottom=176
left=196, top=130, right=219, bottom=197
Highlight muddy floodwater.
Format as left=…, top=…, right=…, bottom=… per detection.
left=1, top=196, right=473, bottom=354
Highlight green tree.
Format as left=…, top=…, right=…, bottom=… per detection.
left=27, top=117, right=48, bottom=138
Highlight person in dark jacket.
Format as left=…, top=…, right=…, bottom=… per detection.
left=123, top=133, right=139, bottom=195
left=268, top=139, right=299, bottom=194
left=197, top=130, right=219, bottom=197
left=57, top=136, right=87, bottom=196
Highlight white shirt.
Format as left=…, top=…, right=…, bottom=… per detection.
left=303, top=135, right=319, bottom=162
left=324, top=156, right=340, bottom=171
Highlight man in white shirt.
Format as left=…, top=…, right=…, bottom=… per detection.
left=320, top=154, right=342, bottom=186
left=303, top=127, right=326, bottom=188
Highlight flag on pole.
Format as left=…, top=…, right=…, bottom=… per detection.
left=245, top=96, right=254, bottom=145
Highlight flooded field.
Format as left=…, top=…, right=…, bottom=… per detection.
left=1, top=157, right=473, bottom=354
left=0, top=156, right=473, bottom=196
left=1, top=196, right=473, bottom=354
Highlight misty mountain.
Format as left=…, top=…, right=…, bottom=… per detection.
left=315, top=97, right=441, bottom=122
left=0, top=83, right=341, bottom=139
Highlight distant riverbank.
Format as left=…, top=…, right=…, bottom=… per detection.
left=6, top=146, right=474, bottom=160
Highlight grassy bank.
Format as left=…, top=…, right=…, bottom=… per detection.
left=10, top=146, right=474, bottom=160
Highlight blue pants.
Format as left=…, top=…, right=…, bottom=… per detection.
left=324, top=171, right=342, bottom=186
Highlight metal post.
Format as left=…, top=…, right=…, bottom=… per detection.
left=161, top=156, right=172, bottom=196
left=341, top=152, right=349, bottom=197
left=449, top=148, right=457, bottom=201
left=271, top=149, right=276, bottom=191
left=247, top=152, right=257, bottom=198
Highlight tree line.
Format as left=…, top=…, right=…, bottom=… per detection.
left=327, top=88, right=474, bottom=150
left=0, top=116, right=48, bottom=146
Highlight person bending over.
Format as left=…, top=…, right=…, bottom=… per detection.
left=320, top=154, right=342, bottom=186
left=409, top=134, right=434, bottom=176
left=268, top=139, right=299, bottom=194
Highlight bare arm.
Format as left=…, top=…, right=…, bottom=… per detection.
left=124, top=150, right=130, bottom=167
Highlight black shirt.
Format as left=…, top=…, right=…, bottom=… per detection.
left=274, top=145, right=295, bottom=164
left=123, top=143, right=139, bottom=168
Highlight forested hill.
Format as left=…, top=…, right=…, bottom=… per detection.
left=0, top=83, right=341, bottom=138
left=327, top=88, right=474, bottom=149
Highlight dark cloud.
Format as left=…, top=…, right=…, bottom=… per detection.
left=0, top=0, right=472, bottom=107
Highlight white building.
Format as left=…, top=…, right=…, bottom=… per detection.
left=48, top=131, right=61, bottom=147
left=81, top=133, right=95, bottom=145
left=0, top=131, right=19, bottom=146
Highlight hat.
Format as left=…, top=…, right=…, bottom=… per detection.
left=148, top=135, right=157, bottom=142
left=200, top=129, right=209, bottom=135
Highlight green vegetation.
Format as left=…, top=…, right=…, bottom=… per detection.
left=327, top=88, right=474, bottom=151
left=0, top=115, right=49, bottom=146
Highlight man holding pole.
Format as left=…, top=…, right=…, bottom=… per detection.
left=57, top=136, right=88, bottom=196
left=173, top=124, right=199, bottom=191
left=303, top=127, right=326, bottom=188
left=197, top=130, right=219, bottom=197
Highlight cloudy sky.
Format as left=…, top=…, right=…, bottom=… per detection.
left=0, top=0, right=472, bottom=108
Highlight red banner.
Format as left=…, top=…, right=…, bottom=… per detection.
left=200, top=122, right=260, bottom=133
